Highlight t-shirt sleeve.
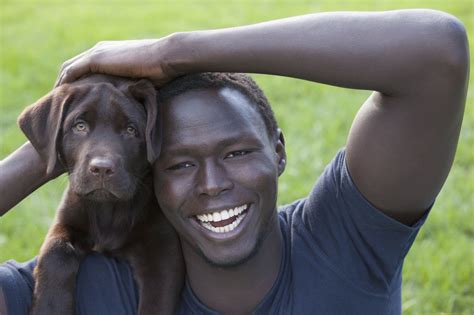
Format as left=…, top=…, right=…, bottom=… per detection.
left=0, top=258, right=36, bottom=315
left=0, top=254, right=138, bottom=315
left=297, top=149, right=430, bottom=292
left=75, top=253, right=138, bottom=315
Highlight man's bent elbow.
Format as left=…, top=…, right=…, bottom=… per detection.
left=427, top=11, right=469, bottom=82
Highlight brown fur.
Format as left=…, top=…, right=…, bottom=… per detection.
left=18, top=75, right=184, bottom=315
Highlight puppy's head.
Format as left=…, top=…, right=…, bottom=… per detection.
left=18, top=75, right=160, bottom=202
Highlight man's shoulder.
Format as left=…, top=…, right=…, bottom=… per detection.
left=0, top=254, right=139, bottom=315
left=0, top=257, right=37, bottom=285
left=0, top=257, right=36, bottom=314
left=276, top=148, right=346, bottom=223
left=76, top=253, right=139, bottom=314
left=276, top=147, right=428, bottom=293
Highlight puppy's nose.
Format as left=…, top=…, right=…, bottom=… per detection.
left=89, top=158, right=115, bottom=177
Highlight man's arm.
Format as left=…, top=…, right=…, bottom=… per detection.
left=0, top=287, right=7, bottom=315
left=57, top=9, right=469, bottom=225
left=0, top=142, right=61, bottom=216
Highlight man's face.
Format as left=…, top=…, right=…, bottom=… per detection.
left=153, top=87, right=285, bottom=267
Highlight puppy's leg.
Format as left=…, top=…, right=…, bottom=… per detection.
left=30, top=223, right=88, bottom=315
left=125, top=223, right=184, bottom=315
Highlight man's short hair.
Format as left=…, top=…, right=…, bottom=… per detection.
left=157, top=72, right=279, bottom=140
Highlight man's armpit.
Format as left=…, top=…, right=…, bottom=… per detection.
left=0, top=286, right=8, bottom=315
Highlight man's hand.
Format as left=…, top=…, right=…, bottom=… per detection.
left=55, top=37, right=180, bottom=87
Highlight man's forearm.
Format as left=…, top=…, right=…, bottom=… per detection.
left=169, top=9, right=466, bottom=96
left=0, top=142, right=56, bottom=216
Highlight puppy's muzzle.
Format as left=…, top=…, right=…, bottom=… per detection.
left=89, top=157, right=116, bottom=178
left=71, top=155, right=135, bottom=202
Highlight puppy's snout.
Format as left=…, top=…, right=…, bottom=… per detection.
left=89, top=158, right=116, bottom=177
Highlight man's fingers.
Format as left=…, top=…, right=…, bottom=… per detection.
left=54, top=48, right=95, bottom=87
left=55, top=62, right=71, bottom=87
left=54, top=40, right=168, bottom=87
left=57, top=58, right=93, bottom=86
left=54, top=72, right=64, bottom=88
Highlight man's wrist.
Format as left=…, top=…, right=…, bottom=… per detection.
left=161, top=30, right=221, bottom=77
left=159, top=31, right=197, bottom=78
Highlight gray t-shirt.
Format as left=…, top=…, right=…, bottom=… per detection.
left=0, top=149, right=428, bottom=314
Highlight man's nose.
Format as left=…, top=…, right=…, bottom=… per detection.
left=196, top=160, right=233, bottom=197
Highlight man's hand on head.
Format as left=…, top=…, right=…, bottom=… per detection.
left=55, top=37, right=181, bottom=87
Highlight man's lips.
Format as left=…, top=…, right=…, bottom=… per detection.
left=193, top=204, right=249, bottom=234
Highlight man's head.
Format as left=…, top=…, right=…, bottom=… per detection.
left=153, top=73, right=286, bottom=268
left=156, top=73, right=280, bottom=141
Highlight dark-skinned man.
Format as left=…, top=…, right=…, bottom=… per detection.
left=0, top=9, right=469, bottom=314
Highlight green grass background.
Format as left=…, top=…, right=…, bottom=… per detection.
left=0, top=0, right=472, bottom=313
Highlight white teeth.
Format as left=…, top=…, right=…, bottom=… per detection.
left=200, top=214, right=246, bottom=234
left=221, top=211, right=230, bottom=220
left=195, top=204, right=249, bottom=234
left=197, top=204, right=248, bottom=223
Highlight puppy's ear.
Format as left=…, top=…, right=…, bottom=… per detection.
left=127, top=79, right=160, bottom=164
left=17, top=86, right=73, bottom=175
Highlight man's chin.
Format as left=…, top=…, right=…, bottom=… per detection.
left=199, top=236, right=264, bottom=269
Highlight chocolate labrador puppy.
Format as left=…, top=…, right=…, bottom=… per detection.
left=18, top=75, right=184, bottom=315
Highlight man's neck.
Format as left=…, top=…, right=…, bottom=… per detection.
left=182, top=215, right=283, bottom=314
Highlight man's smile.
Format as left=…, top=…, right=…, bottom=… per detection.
left=194, top=204, right=250, bottom=234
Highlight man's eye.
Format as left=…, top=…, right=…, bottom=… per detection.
left=168, top=162, right=194, bottom=171
left=126, top=125, right=137, bottom=136
left=226, top=150, right=251, bottom=159
left=73, top=121, right=88, bottom=132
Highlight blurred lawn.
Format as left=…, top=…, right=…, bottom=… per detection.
left=0, top=0, right=472, bottom=313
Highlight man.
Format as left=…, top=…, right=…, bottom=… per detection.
left=0, top=9, right=469, bottom=314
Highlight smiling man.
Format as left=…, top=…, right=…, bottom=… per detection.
left=152, top=77, right=286, bottom=313
left=0, top=9, right=469, bottom=315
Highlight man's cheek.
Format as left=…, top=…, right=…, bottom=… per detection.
left=237, top=160, right=277, bottom=191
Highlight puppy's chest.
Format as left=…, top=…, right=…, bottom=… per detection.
left=88, top=206, right=137, bottom=253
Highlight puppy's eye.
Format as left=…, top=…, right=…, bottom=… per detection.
left=126, top=125, right=137, bottom=136
left=73, top=121, right=88, bottom=133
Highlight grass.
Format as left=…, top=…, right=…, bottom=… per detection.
left=0, top=1, right=472, bottom=314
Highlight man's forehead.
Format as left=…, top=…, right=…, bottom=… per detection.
left=161, top=87, right=265, bottom=130
left=218, top=87, right=250, bottom=106
left=158, top=87, right=271, bottom=150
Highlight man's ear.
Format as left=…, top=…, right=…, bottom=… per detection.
left=17, top=86, right=73, bottom=175
left=127, top=79, right=160, bottom=164
left=275, top=129, right=287, bottom=176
